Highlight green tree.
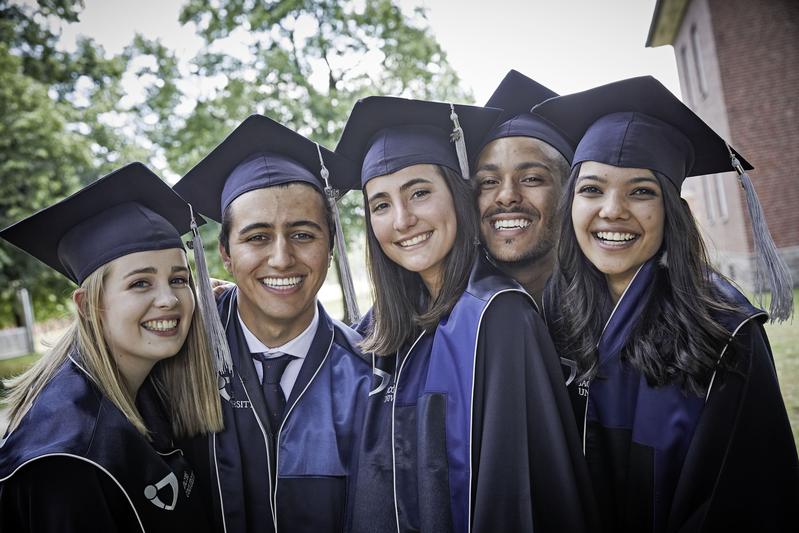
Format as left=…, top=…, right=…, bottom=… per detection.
left=0, top=0, right=138, bottom=325
left=130, top=0, right=471, bottom=321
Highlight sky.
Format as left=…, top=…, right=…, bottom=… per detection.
left=53, top=0, right=682, bottom=104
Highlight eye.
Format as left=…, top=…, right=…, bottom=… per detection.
left=577, top=185, right=602, bottom=195
left=478, top=176, right=499, bottom=189
left=631, top=187, right=658, bottom=197
left=292, top=232, right=315, bottom=241
left=246, top=233, right=269, bottom=243
left=410, top=188, right=430, bottom=200
left=128, top=279, right=151, bottom=290
left=521, top=175, right=544, bottom=185
left=170, top=276, right=189, bottom=286
left=371, top=201, right=389, bottom=214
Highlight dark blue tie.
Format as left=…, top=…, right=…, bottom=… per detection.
left=253, top=352, right=295, bottom=432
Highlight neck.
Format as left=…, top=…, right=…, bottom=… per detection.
left=420, top=271, right=442, bottom=302
left=495, top=251, right=554, bottom=308
left=115, top=358, right=155, bottom=399
left=238, top=298, right=315, bottom=347
left=606, top=273, right=633, bottom=305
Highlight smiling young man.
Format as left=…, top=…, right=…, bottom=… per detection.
left=173, top=115, right=371, bottom=533
left=474, top=70, right=575, bottom=308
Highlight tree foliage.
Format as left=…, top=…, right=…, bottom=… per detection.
left=0, top=0, right=138, bottom=325
left=0, top=0, right=469, bottom=324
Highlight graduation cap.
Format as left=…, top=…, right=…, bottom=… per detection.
left=0, top=162, right=196, bottom=285
left=533, top=75, right=792, bottom=321
left=479, top=70, right=574, bottom=163
left=174, top=114, right=359, bottom=222
left=334, top=96, right=502, bottom=189
left=173, top=114, right=362, bottom=321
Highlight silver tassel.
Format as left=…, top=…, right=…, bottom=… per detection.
left=187, top=204, right=234, bottom=389
left=316, top=143, right=361, bottom=322
left=728, top=145, right=794, bottom=322
left=449, top=104, right=470, bottom=179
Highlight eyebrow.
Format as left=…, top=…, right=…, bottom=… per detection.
left=577, top=174, right=659, bottom=185
left=367, top=177, right=433, bottom=203
left=124, top=265, right=188, bottom=278
left=238, top=220, right=324, bottom=234
left=476, top=161, right=552, bottom=174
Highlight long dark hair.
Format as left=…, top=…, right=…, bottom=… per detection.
left=361, top=165, right=478, bottom=355
left=546, top=163, right=737, bottom=395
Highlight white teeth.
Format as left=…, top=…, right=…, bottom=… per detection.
left=398, top=232, right=432, bottom=247
left=262, top=276, right=303, bottom=288
left=142, top=319, right=178, bottom=331
left=493, top=218, right=531, bottom=230
left=596, top=231, right=637, bottom=242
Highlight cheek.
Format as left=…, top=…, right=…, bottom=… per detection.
left=370, top=217, right=394, bottom=249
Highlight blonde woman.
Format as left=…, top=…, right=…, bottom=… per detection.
left=0, top=163, right=223, bottom=533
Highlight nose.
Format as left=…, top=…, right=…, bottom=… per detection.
left=495, top=178, right=521, bottom=207
left=268, top=235, right=295, bottom=270
left=154, top=285, right=179, bottom=309
left=393, top=203, right=418, bottom=232
left=598, top=191, right=629, bottom=220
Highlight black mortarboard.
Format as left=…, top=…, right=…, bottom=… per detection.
left=174, top=114, right=359, bottom=222
left=532, top=75, right=752, bottom=189
left=334, top=96, right=501, bottom=189
left=479, top=70, right=574, bottom=163
left=534, top=75, right=793, bottom=322
left=0, top=163, right=195, bottom=285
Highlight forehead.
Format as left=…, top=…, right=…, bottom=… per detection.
left=105, top=248, right=188, bottom=275
left=476, top=136, right=559, bottom=170
left=228, top=182, right=326, bottom=226
left=578, top=161, right=657, bottom=181
left=364, top=163, right=444, bottom=196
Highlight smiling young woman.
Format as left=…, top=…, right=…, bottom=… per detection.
left=336, top=96, right=598, bottom=533
left=0, top=164, right=222, bottom=533
left=537, top=76, right=798, bottom=533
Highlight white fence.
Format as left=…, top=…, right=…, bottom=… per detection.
left=0, top=289, right=35, bottom=360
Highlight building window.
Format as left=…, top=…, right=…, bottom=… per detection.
left=690, top=24, right=709, bottom=99
left=702, top=175, right=717, bottom=224
left=680, top=45, right=694, bottom=106
left=714, top=174, right=729, bottom=222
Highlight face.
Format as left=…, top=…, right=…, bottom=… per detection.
left=572, top=161, right=665, bottom=293
left=100, top=248, right=195, bottom=380
left=475, top=137, right=563, bottom=266
left=366, top=164, right=457, bottom=295
left=220, top=183, right=330, bottom=334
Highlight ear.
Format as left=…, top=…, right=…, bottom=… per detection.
left=218, top=241, right=232, bottom=272
left=72, top=288, right=87, bottom=317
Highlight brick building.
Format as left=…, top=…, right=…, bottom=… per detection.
left=647, top=0, right=799, bottom=289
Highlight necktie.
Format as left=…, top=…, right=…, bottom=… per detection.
left=252, top=352, right=296, bottom=433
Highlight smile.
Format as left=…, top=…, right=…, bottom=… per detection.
left=593, top=231, right=639, bottom=245
left=493, top=218, right=531, bottom=231
left=141, top=319, right=179, bottom=332
left=398, top=231, right=432, bottom=248
left=260, top=276, right=304, bottom=289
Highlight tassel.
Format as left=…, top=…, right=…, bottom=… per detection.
left=187, top=204, right=234, bottom=392
left=316, top=143, right=361, bottom=323
left=728, top=145, right=794, bottom=322
left=449, top=104, right=470, bottom=179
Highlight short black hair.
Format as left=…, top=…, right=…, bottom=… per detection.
left=218, top=183, right=335, bottom=254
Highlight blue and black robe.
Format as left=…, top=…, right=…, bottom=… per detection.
left=350, top=254, right=598, bottom=532
left=0, top=356, right=209, bottom=533
left=183, top=287, right=372, bottom=533
left=545, top=257, right=799, bottom=532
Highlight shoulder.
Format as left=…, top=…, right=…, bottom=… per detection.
left=710, top=275, right=768, bottom=334
left=321, top=306, right=370, bottom=367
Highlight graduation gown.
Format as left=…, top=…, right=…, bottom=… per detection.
left=0, top=356, right=210, bottom=533
left=546, top=258, right=799, bottom=533
left=183, top=287, right=372, bottom=533
left=350, top=254, right=598, bottom=533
